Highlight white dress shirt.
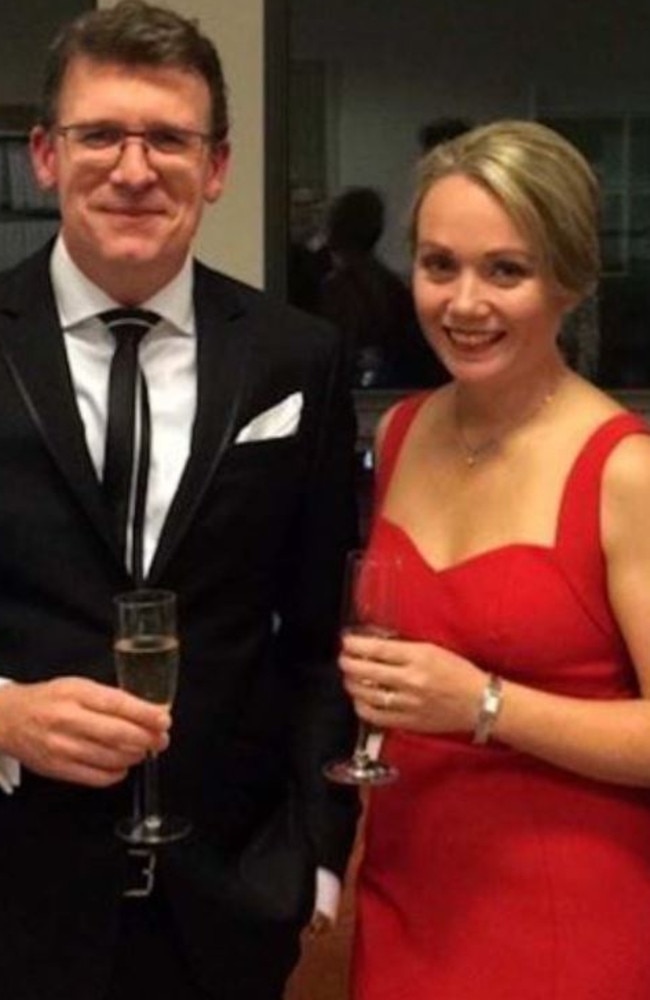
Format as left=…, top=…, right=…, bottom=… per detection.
left=54, top=237, right=197, bottom=575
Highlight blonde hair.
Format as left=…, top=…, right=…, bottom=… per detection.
left=410, top=119, right=600, bottom=298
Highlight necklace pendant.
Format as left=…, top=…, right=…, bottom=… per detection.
left=454, top=370, right=566, bottom=470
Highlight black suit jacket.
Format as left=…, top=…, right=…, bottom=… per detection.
left=0, top=245, right=359, bottom=999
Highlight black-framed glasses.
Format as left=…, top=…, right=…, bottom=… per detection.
left=55, top=123, right=214, bottom=160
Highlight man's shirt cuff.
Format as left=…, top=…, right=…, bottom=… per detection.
left=314, top=867, right=341, bottom=922
left=0, top=679, right=20, bottom=793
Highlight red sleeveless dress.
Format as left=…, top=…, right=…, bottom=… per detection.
left=352, top=396, right=650, bottom=1000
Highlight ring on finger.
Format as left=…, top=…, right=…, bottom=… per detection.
left=380, top=688, right=396, bottom=711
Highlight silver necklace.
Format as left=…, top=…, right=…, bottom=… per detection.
left=456, top=430, right=499, bottom=467
left=454, top=373, right=565, bottom=468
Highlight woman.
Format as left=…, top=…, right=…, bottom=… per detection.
left=342, top=120, right=650, bottom=999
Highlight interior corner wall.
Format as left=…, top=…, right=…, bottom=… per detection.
left=98, top=0, right=266, bottom=289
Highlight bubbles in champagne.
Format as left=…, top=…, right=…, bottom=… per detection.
left=114, top=635, right=179, bottom=705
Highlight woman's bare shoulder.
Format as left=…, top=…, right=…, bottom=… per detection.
left=603, top=425, right=650, bottom=496
left=564, top=372, right=625, bottom=414
left=552, top=374, right=628, bottom=441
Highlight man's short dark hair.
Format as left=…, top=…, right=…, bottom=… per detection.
left=41, top=0, right=229, bottom=142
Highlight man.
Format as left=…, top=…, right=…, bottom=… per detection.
left=0, top=3, right=358, bottom=998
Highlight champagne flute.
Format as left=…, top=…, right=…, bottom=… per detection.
left=324, top=549, right=400, bottom=785
left=114, top=589, right=191, bottom=845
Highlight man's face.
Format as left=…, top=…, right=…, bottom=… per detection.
left=31, top=56, right=229, bottom=303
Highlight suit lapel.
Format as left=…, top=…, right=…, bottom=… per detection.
left=0, top=248, right=121, bottom=564
left=148, top=264, right=253, bottom=581
left=0, top=251, right=255, bottom=581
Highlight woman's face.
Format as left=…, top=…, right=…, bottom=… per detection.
left=412, top=173, right=576, bottom=385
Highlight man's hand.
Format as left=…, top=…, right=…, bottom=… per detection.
left=0, top=677, right=171, bottom=787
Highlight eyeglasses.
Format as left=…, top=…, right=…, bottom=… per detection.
left=55, top=123, right=214, bottom=162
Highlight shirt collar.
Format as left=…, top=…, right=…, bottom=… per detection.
left=50, top=235, right=195, bottom=336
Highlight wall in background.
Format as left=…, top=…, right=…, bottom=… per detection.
left=291, top=0, right=650, bottom=275
left=289, top=0, right=650, bottom=387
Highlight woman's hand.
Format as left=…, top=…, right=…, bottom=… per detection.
left=340, top=631, right=486, bottom=735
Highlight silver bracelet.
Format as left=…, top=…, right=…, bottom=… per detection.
left=472, top=674, right=503, bottom=745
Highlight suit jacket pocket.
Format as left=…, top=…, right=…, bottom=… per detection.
left=223, top=435, right=299, bottom=467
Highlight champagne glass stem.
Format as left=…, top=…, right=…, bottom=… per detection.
left=352, top=721, right=375, bottom=765
left=131, top=767, right=143, bottom=823
left=142, top=753, right=162, bottom=832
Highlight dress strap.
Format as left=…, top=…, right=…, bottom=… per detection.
left=555, top=411, right=649, bottom=633
left=374, top=392, right=429, bottom=513
left=557, top=411, right=649, bottom=552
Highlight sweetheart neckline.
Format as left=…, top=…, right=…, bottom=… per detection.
left=375, top=409, right=648, bottom=578
left=378, top=516, right=556, bottom=576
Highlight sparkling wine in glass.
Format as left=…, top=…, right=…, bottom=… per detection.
left=114, top=589, right=191, bottom=845
left=324, top=549, right=400, bottom=785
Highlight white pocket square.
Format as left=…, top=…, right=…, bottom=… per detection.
left=235, top=391, right=303, bottom=444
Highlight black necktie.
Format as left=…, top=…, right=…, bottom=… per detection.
left=100, top=308, right=160, bottom=586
